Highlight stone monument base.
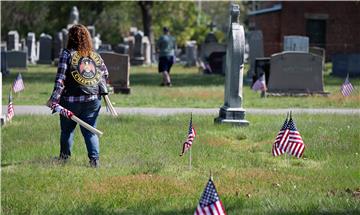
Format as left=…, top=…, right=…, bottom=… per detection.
left=1, top=115, right=6, bottom=126
left=113, top=85, right=131, bottom=94
left=214, top=106, right=249, bottom=126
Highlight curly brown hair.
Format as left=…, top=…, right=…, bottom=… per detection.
left=66, top=24, right=93, bottom=57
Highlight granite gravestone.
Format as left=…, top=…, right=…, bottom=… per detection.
left=267, top=52, right=324, bottom=93
left=53, top=32, right=63, bottom=59
left=215, top=4, right=249, bottom=126
left=26, top=32, right=37, bottom=64
left=67, top=6, right=79, bottom=29
left=309, top=46, right=325, bottom=68
left=61, top=29, right=68, bottom=49
left=7, top=31, right=20, bottom=51
left=142, top=36, right=151, bottom=65
left=247, top=30, right=264, bottom=78
left=87, top=26, right=95, bottom=38
left=283, top=36, right=309, bottom=52
left=38, top=33, right=53, bottom=64
left=132, top=32, right=145, bottom=65
left=185, top=41, right=197, bottom=67
left=332, top=54, right=360, bottom=77
left=113, top=44, right=129, bottom=55
left=6, top=51, right=27, bottom=68
left=99, top=52, right=131, bottom=94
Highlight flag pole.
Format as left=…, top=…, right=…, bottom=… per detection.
left=189, top=147, right=192, bottom=170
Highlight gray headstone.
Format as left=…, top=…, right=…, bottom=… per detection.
left=248, top=30, right=264, bottom=78
left=1, top=51, right=10, bottom=75
left=69, top=6, right=79, bottom=25
left=53, top=32, right=63, bottom=59
left=7, top=31, right=19, bottom=51
left=142, top=36, right=151, bottom=65
left=99, top=52, right=130, bottom=94
left=215, top=4, right=249, bottom=126
left=98, top=44, right=112, bottom=52
left=61, top=29, right=68, bottom=49
left=113, top=44, right=129, bottom=55
left=283, top=36, right=309, bottom=52
left=133, top=32, right=144, bottom=59
left=204, top=32, right=218, bottom=43
left=87, top=26, right=96, bottom=38
left=6, top=51, right=28, bottom=68
left=268, top=52, right=324, bottom=93
left=26, top=32, right=37, bottom=64
left=185, top=41, right=197, bottom=67
left=332, top=54, right=360, bottom=77
left=38, top=33, right=53, bottom=64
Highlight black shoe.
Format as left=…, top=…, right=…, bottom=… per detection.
left=89, top=159, right=99, bottom=168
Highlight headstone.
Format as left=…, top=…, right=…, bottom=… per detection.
left=87, top=25, right=95, bottom=38
left=124, top=36, right=135, bottom=59
left=247, top=30, right=264, bottom=78
left=133, top=32, right=144, bottom=59
left=26, top=32, right=37, bottom=64
left=215, top=4, right=249, bottom=126
left=61, top=29, right=68, bottom=49
left=185, top=40, right=197, bottom=67
left=309, top=46, right=325, bottom=70
left=208, top=52, right=226, bottom=74
left=99, top=52, right=131, bottom=94
left=283, top=36, right=309, bottom=52
left=68, top=6, right=79, bottom=29
left=98, top=44, right=112, bottom=52
left=129, top=27, right=138, bottom=36
left=113, top=44, right=129, bottom=55
left=142, top=36, right=151, bottom=65
left=38, top=33, right=53, bottom=64
left=53, top=31, right=63, bottom=59
left=6, top=51, right=27, bottom=68
left=1, top=51, right=10, bottom=75
left=7, top=31, right=19, bottom=51
left=20, top=38, right=27, bottom=51
left=93, top=34, right=102, bottom=51
left=332, top=54, right=360, bottom=77
left=267, top=52, right=324, bottom=93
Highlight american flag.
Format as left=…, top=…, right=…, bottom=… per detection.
left=180, top=115, right=196, bottom=156
left=12, top=73, right=25, bottom=93
left=285, top=117, right=305, bottom=158
left=51, top=103, right=74, bottom=119
left=195, top=178, right=226, bottom=215
left=252, top=74, right=267, bottom=92
left=272, top=116, right=290, bottom=156
left=7, top=91, right=14, bottom=121
left=340, top=76, right=353, bottom=96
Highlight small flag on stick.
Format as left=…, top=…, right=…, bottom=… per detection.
left=180, top=114, right=196, bottom=156
left=194, top=178, right=226, bottom=215
left=7, top=91, right=14, bottom=121
left=272, top=112, right=305, bottom=158
left=12, top=73, right=25, bottom=93
left=340, top=75, right=353, bottom=96
left=252, top=74, right=267, bottom=92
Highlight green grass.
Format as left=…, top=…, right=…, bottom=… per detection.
left=2, top=64, right=360, bottom=108
left=2, top=114, right=360, bottom=214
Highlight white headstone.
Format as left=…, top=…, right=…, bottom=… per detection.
left=283, top=36, right=309, bottom=52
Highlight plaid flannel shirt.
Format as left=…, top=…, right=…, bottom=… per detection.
left=49, top=49, right=109, bottom=103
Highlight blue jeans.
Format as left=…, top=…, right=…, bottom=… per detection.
left=59, top=99, right=101, bottom=161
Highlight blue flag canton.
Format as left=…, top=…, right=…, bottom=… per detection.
left=280, top=118, right=288, bottom=130
left=199, top=180, right=220, bottom=207
left=287, top=118, right=298, bottom=131
left=188, top=118, right=193, bottom=134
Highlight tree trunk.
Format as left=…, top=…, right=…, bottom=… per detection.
left=138, top=1, right=155, bottom=63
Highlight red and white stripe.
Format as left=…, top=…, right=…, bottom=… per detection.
left=195, top=200, right=226, bottom=215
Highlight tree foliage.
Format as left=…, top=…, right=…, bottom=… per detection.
left=1, top=1, right=250, bottom=48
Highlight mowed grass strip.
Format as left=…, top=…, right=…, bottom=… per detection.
left=2, top=64, right=359, bottom=108
left=2, top=114, right=359, bottom=214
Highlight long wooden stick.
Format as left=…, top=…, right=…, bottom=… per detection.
left=50, top=104, right=103, bottom=137
left=71, top=115, right=103, bottom=136
left=103, top=95, right=118, bottom=116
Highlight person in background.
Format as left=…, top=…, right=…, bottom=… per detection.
left=156, top=27, right=176, bottom=87
left=47, top=24, right=109, bottom=168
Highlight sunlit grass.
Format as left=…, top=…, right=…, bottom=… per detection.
left=2, top=63, right=359, bottom=108
left=2, top=114, right=359, bottom=214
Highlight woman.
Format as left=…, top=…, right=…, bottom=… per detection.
left=47, top=24, right=108, bottom=168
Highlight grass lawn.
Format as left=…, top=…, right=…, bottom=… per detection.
left=2, top=114, right=360, bottom=214
left=2, top=63, right=359, bottom=108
